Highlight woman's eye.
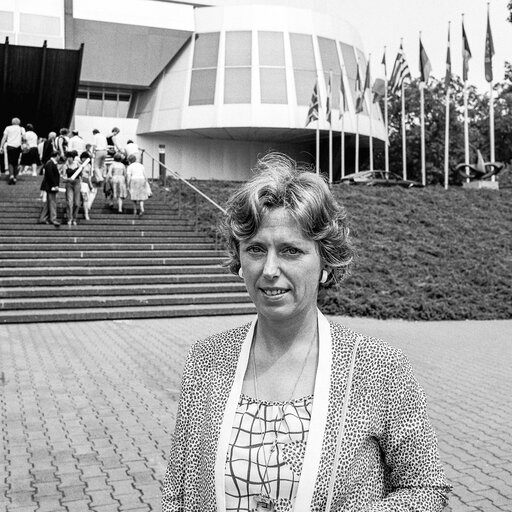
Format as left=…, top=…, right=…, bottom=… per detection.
left=246, top=246, right=263, bottom=254
left=284, top=247, right=301, bottom=255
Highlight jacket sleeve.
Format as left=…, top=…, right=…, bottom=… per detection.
left=368, top=351, right=451, bottom=512
left=161, top=346, right=201, bottom=512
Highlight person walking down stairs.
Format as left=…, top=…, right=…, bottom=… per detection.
left=38, top=151, right=61, bottom=227
left=62, top=151, right=81, bottom=225
left=126, top=153, right=150, bottom=217
left=79, top=152, right=94, bottom=221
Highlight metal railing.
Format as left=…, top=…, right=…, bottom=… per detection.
left=139, top=149, right=227, bottom=248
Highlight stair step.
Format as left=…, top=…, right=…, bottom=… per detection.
left=0, top=222, right=194, bottom=231
left=0, top=302, right=257, bottom=323
left=0, top=231, right=211, bottom=242
left=0, top=249, right=224, bottom=259
left=0, top=272, right=237, bottom=286
left=0, top=256, right=224, bottom=267
left=0, top=242, right=217, bottom=251
left=0, top=291, right=251, bottom=310
left=0, top=282, right=246, bottom=298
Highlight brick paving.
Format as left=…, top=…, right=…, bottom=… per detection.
left=1, top=315, right=511, bottom=511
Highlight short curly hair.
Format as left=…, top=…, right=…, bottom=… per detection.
left=221, top=152, right=353, bottom=286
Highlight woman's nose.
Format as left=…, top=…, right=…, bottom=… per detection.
left=262, top=252, right=280, bottom=279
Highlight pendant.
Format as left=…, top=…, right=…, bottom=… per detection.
left=254, top=493, right=275, bottom=511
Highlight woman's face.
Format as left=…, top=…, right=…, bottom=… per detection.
left=239, top=207, right=323, bottom=325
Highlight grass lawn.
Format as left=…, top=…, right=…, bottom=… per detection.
left=156, top=180, right=512, bottom=321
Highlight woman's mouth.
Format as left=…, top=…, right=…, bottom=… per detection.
left=261, top=288, right=289, bottom=297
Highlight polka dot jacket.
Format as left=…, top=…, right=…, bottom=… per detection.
left=162, top=315, right=451, bottom=511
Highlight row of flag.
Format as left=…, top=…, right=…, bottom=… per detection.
left=305, top=6, right=496, bottom=190
left=306, top=8, right=495, bottom=126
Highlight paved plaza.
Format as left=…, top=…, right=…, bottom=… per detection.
left=1, top=315, right=511, bottom=511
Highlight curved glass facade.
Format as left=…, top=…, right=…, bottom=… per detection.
left=187, top=29, right=379, bottom=119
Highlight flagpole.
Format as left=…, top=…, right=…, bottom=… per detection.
left=444, top=22, right=451, bottom=190
left=341, top=114, right=345, bottom=178
left=462, top=13, right=470, bottom=183
left=488, top=3, right=495, bottom=181
left=420, top=82, right=426, bottom=186
left=355, top=114, right=359, bottom=173
left=401, top=81, right=407, bottom=180
left=316, top=119, right=320, bottom=175
left=383, top=46, right=389, bottom=178
left=328, top=70, right=333, bottom=184
left=444, top=87, right=450, bottom=190
left=368, top=54, right=374, bottom=172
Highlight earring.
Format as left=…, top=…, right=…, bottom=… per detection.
left=238, top=268, right=244, bottom=278
left=320, top=270, right=328, bottom=284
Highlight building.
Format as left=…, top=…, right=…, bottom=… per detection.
left=0, top=0, right=386, bottom=180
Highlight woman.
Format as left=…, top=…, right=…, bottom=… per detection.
left=126, top=153, right=149, bottom=216
left=62, top=151, right=81, bottom=225
left=162, top=153, right=450, bottom=512
left=108, top=153, right=127, bottom=213
left=20, top=123, right=40, bottom=176
left=78, top=151, right=93, bottom=221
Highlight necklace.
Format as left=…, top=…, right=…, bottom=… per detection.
left=251, top=335, right=315, bottom=511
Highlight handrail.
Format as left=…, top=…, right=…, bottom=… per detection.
left=141, top=149, right=227, bottom=214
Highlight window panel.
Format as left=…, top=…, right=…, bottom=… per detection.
left=290, top=33, right=316, bottom=70
left=339, top=42, right=357, bottom=80
left=294, top=69, right=317, bottom=106
left=118, top=100, right=130, bottom=118
left=324, top=71, right=341, bottom=109
left=260, top=68, right=287, bottom=104
left=88, top=98, right=102, bottom=117
left=224, top=68, right=251, bottom=104
left=225, top=31, right=251, bottom=67
left=103, top=99, right=117, bottom=117
left=0, top=11, right=13, bottom=31
left=74, top=97, right=87, bottom=116
left=192, top=32, right=219, bottom=68
left=20, top=13, right=60, bottom=36
left=189, top=69, right=217, bottom=105
left=318, top=37, right=341, bottom=74
left=258, top=32, right=285, bottom=66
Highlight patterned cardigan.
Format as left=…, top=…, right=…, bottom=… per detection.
left=162, top=311, right=450, bottom=511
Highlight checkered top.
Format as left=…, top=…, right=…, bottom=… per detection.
left=225, top=393, right=313, bottom=512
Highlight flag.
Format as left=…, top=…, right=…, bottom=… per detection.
left=485, top=8, right=495, bottom=82
left=389, top=43, right=411, bottom=95
left=326, top=72, right=332, bottom=124
left=306, top=80, right=319, bottom=126
left=381, top=50, right=387, bottom=76
left=445, top=25, right=451, bottom=90
left=356, top=62, right=370, bottom=114
left=462, top=21, right=472, bottom=82
left=419, top=38, right=431, bottom=84
left=372, top=78, right=386, bottom=103
left=339, top=70, right=348, bottom=118
left=355, top=64, right=362, bottom=113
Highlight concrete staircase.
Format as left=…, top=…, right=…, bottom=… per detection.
left=0, top=174, right=255, bottom=323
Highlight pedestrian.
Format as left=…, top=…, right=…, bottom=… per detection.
left=56, top=128, right=69, bottom=158
left=20, top=123, right=40, bottom=176
left=78, top=151, right=93, bottom=221
left=126, top=153, right=150, bottom=217
left=68, top=130, right=86, bottom=155
left=161, top=153, right=450, bottom=512
left=38, top=150, right=61, bottom=227
left=41, top=132, right=57, bottom=166
left=107, top=152, right=127, bottom=213
left=1, top=117, right=25, bottom=184
left=92, top=128, right=108, bottom=183
left=62, top=151, right=82, bottom=225
left=125, top=139, right=140, bottom=162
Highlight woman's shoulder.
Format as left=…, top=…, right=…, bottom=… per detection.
left=328, top=321, right=407, bottom=368
left=189, top=322, right=252, bottom=359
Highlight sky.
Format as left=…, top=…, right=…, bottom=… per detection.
left=185, top=0, right=512, bottom=92
left=337, top=0, right=512, bottom=92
